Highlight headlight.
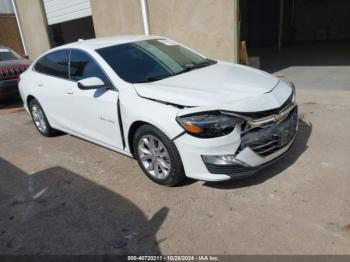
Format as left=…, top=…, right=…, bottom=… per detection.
left=176, top=111, right=243, bottom=138
left=282, top=80, right=296, bottom=104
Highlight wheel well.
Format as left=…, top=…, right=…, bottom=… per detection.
left=128, top=121, right=148, bottom=156
left=26, top=95, right=35, bottom=108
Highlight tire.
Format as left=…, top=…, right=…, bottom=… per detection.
left=133, top=124, right=185, bottom=186
left=29, top=98, right=56, bottom=137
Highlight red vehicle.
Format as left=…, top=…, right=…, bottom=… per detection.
left=0, top=46, right=31, bottom=100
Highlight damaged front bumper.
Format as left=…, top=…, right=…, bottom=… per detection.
left=174, top=104, right=299, bottom=182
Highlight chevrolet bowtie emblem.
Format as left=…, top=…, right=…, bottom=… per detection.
left=274, top=113, right=285, bottom=123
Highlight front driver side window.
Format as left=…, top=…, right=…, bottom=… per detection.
left=69, top=50, right=110, bottom=85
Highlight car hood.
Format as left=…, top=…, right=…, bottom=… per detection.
left=133, top=61, right=285, bottom=110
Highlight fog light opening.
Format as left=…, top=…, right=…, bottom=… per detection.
left=201, top=155, right=249, bottom=167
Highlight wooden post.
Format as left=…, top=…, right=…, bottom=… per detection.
left=239, top=41, right=249, bottom=65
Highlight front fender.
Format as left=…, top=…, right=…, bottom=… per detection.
left=120, top=92, right=185, bottom=153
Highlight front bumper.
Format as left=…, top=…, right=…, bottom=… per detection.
left=174, top=106, right=298, bottom=182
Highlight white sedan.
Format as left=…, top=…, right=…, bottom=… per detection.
left=18, top=35, right=298, bottom=186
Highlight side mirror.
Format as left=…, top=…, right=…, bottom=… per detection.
left=77, top=77, right=106, bottom=90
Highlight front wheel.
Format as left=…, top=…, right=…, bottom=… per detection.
left=133, top=125, right=185, bottom=186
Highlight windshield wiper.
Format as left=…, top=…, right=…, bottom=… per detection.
left=173, top=64, right=197, bottom=76
left=194, top=59, right=217, bottom=68
left=174, top=59, right=217, bottom=76
left=133, top=59, right=218, bottom=83
left=133, top=76, right=167, bottom=83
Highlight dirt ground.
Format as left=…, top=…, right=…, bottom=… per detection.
left=0, top=88, right=349, bottom=255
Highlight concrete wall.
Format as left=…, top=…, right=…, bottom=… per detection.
left=91, top=0, right=144, bottom=37
left=0, top=14, right=24, bottom=55
left=14, top=0, right=239, bottom=61
left=15, top=0, right=50, bottom=59
left=90, top=0, right=238, bottom=62
left=147, top=0, right=238, bottom=62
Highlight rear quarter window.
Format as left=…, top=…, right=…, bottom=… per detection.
left=34, top=57, right=45, bottom=73
left=34, top=50, right=69, bottom=79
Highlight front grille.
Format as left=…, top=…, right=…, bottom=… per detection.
left=205, top=163, right=254, bottom=175
left=239, top=106, right=298, bottom=156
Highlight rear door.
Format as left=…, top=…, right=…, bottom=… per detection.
left=32, top=49, right=72, bottom=130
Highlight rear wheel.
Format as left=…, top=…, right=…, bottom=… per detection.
left=133, top=125, right=185, bottom=186
left=29, top=99, right=56, bottom=137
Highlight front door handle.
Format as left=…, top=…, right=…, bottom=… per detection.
left=65, top=88, right=74, bottom=94
left=36, top=82, right=44, bottom=87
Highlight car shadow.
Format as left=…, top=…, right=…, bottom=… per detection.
left=0, top=157, right=168, bottom=255
left=173, top=177, right=197, bottom=187
left=203, top=119, right=312, bottom=189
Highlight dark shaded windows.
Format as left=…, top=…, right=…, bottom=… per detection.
left=97, top=39, right=215, bottom=83
left=34, top=50, right=69, bottom=78
left=0, top=49, right=20, bottom=61
left=69, top=50, right=109, bottom=84
left=33, top=57, right=45, bottom=73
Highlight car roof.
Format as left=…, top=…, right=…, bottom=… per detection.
left=60, top=35, right=162, bottom=50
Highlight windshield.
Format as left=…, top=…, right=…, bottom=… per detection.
left=96, top=39, right=217, bottom=83
left=0, top=48, right=20, bottom=62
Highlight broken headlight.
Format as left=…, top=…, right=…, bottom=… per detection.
left=176, top=111, right=243, bottom=138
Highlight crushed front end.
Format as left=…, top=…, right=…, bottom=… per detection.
left=174, top=83, right=299, bottom=182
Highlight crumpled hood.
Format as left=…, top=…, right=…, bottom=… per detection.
left=133, top=61, right=282, bottom=108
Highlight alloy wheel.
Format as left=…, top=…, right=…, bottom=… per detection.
left=137, top=135, right=171, bottom=179
left=31, top=104, right=47, bottom=133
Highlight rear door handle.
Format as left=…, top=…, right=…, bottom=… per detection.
left=65, top=88, right=74, bottom=94
left=36, top=82, right=44, bottom=87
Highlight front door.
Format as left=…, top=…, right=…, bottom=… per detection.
left=63, top=49, right=123, bottom=150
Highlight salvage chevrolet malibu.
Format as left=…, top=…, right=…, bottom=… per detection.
left=18, top=35, right=298, bottom=186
